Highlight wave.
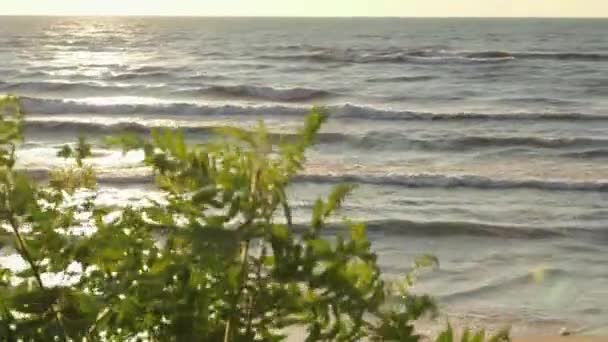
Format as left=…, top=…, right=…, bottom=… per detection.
left=398, top=136, right=608, bottom=150
left=3, top=82, right=333, bottom=103
left=174, top=85, right=335, bottom=102
left=465, top=50, right=608, bottom=62
left=359, top=219, right=565, bottom=239
left=514, top=52, right=608, bottom=61
left=498, top=96, right=581, bottom=107
left=366, top=75, right=437, bottom=83
left=108, top=71, right=173, bottom=81
left=23, top=120, right=344, bottom=142
left=294, top=217, right=606, bottom=240
left=465, top=51, right=515, bottom=59
left=260, top=48, right=608, bottom=64
left=345, top=132, right=608, bottom=150
left=440, top=267, right=569, bottom=302
left=261, top=50, right=513, bottom=64
left=24, top=119, right=608, bottom=152
left=18, top=97, right=608, bottom=122
left=185, top=74, right=230, bottom=81
left=24, top=120, right=356, bottom=147
left=295, top=174, right=608, bottom=192
left=20, top=170, right=598, bottom=241
left=128, top=65, right=188, bottom=74
left=560, top=149, right=608, bottom=159
left=0, top=81, right=88, bottom=93
left=18, top=96, right=309, bottom=116
left=0, top=81, right=159, bottom=94
left=19, top=167, right=608, bottom=238
left=24, top=120, right=202, bottom=135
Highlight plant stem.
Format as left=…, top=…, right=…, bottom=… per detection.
left=245, top=242, right=266, bottom=337
left=8, top=215, right=69, bottom=342
left=224, top=239, right=250, bottom=342
left=87, top=307, right=111, bottom=340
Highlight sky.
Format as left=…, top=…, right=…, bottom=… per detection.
left=1, top=0, right=607, bottom=17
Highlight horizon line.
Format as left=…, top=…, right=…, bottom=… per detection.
left=1, top=14, right=607, bottom=19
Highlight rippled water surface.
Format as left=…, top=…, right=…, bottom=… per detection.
left=1, top=16, right=607, bottom=333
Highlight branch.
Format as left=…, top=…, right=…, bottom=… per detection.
left=8, top=216, right=69, bottom=341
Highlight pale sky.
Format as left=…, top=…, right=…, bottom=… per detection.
left=2, top=0, right=607, bottom=17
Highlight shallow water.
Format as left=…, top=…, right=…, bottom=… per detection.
left=1, top=16, right=607, bottom=332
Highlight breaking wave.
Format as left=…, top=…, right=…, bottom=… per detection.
left=19, top=97, right=608, bottom=122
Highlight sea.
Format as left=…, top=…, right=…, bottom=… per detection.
left=0, top=16, right=607, bottom=335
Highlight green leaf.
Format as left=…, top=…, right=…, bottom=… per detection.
left=186, top=226, right=239, bottom=255
left=172, top=129, right=187, bottom=159
left=309, top=239, right=332, bottom=257
left=488, top=329, right=511, bottom=342
left=414, top=254, right=439, bottom=269
left=216, top=126, right=257, bottom=147
left=277, top=188, right=292, bottom=227
left=311, top=198, right=325, bottom=229
left=57, top=145, right=73, bottom=159
left=271, top=224, right=290, bottom=242
left=0, top=102, right=508, bottom=341
left=105, top=133, right=146, bottom=153
left=436, top=324, right=453, bottom=342
left=324, top=183, right=356, bottom=217
left=192, top=185, right=218, bottom=205
left=227, top=264, right=241, bottom=289
left=227, top=196, right=241, bottom=219
left=350, top=222, right=367, bottom=243
left=76, top=135, right=92, bottom=161
left=10, top=287, right=61, bottom=314
left=461, top=328, right=470, bottom=342
left=471, top=330, right=485, bottom=342
left=10, top=172, right=35, bottom=215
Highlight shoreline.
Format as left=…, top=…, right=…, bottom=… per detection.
left=515, top=338, right=608, bottom=342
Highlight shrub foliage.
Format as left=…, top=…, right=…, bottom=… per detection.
left=0, top=95, right=508, bottom=341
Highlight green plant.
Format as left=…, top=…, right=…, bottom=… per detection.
left=435, top=324, right=510, bottom=342
left=0, top=95, right=509, bottom=341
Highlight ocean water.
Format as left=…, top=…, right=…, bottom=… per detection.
left=1, top=16, right=608, bottom=334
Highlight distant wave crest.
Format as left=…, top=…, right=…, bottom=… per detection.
left=293, top=219, right=566, bottom=239
left=19, top=97, right=608, bottom=122
left=260, top=48, right=608, bottom=64
left=366, top=75, right=437, bottom=83
left=355, top=219, right=565, bottom=239
left=175, top=85, right=335, bottom=102
left=0, top=81, right=158, bottom=94
left=559, top=149, right=608, bottom=159
left=295, top=173, right=608, bottom=192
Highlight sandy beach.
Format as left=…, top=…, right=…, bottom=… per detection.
left=515, top=337, right=608, bottom=342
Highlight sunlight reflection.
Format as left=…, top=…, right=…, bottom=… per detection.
left=34, top=18, right=146, bottom=72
